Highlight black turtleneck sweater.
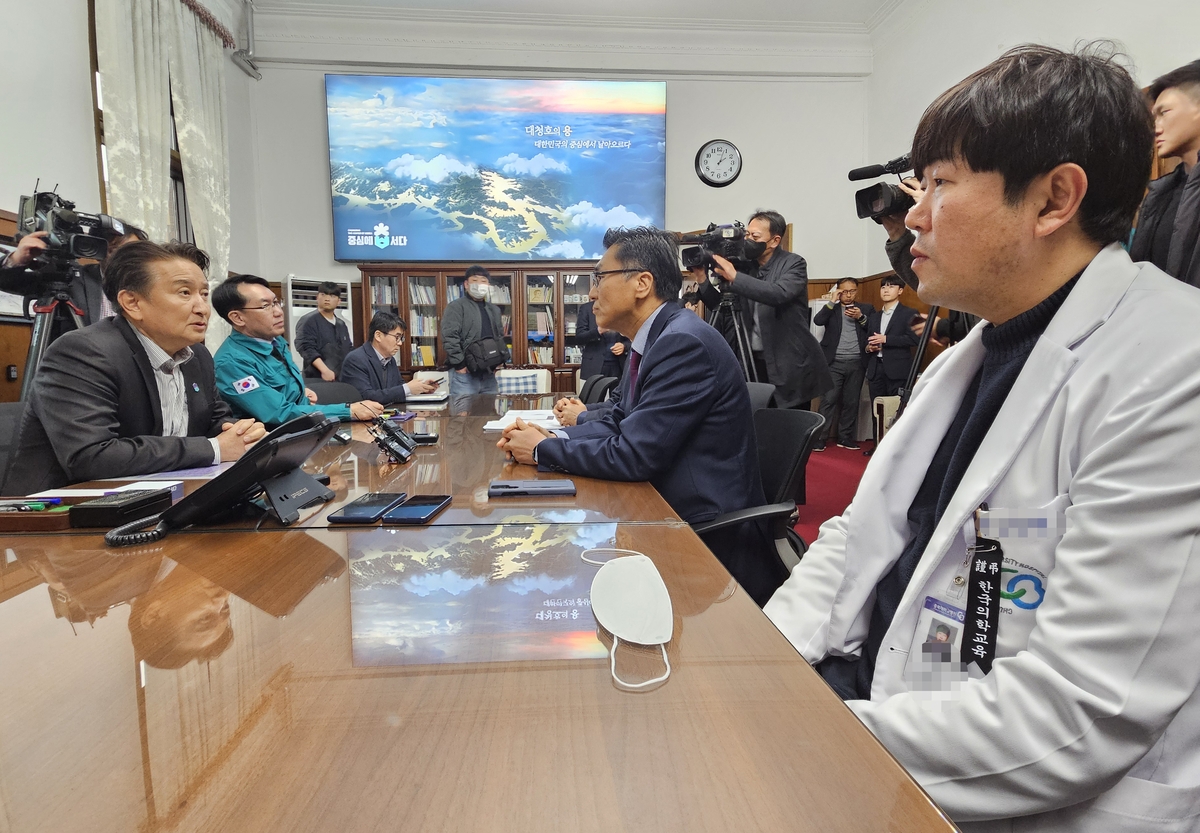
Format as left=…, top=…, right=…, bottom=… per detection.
left=819, top=275, right=1080, bottom=701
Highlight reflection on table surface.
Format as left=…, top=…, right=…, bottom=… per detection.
left=0, top=520, right=955, bottom=833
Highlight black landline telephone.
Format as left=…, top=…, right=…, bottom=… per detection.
left=105, top=414, right=340, bottom=547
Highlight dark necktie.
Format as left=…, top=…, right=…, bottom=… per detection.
left=627, top=349, right=641, bottom=403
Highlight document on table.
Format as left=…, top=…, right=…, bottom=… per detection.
left=482, top=410, right=561, bottom=432
left=29, top=481, right=186, bottom=499
left=107, top=462, right=234, bottom=480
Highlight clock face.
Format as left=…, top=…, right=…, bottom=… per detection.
left=695, top=140, right=741, bottom=187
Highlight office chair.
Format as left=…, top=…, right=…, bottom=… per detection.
left=0, top=401, right=26, bottom=494
left=585, top=376, right=619, bottom=404
left=577, top=374, right=605, bottom=404
left=306, top=381, right=363, bottom=404
left=746, top=381, right=776, bottom=411
left=691, top=409, right=825, bottom=572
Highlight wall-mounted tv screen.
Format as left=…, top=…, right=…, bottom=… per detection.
left=325, top=76, right=666, bottom=262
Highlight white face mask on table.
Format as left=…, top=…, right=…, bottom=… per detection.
left=585, top=550, right=673, bottom=690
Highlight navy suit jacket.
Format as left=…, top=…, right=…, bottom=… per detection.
left=538, top=303, right=787, bottom=605
left=339, top=342, right=407, bottom=406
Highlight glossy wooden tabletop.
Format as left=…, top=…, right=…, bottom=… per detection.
left=0, top=396, right=957, bottom=832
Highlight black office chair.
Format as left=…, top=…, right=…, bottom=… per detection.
left=746, top=381, right=776, bottom=411
left=577, top=374, right=604, bottom=404
left=306, top=381, right=363, bottom=404
left=584, top=376, right=618, bottom=405
left=0, top=401, right=27, bottom=494
left=692, top=409, right=825, bottom=572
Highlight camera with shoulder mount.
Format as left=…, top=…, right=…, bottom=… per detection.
left=16, top=190, right=125, bottom=274
left=849, top=153, right=915, bottom=220
left=679, top=222, right=755, bottom=272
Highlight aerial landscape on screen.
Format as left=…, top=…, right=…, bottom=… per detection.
left=325, top=76, right=667, bottom=261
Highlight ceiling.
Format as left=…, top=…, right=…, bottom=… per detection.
left=252, top=0, right=903, bottom=32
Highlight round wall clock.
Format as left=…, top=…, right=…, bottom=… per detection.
left=695, top=139, right=742, bottom=187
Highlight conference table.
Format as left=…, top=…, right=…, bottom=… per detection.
left=0, top=395, right=957, bottom=832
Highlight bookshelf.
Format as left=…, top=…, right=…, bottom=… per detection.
left=358, top=261, right=597, bottom=389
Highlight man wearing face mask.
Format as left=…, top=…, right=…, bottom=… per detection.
left=441, top=264, right=511, bottom=398
left=695, top=210, right=831, bottom=409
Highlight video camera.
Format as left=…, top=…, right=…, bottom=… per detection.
left=16, top=190, right=125, bottom=270
left=679, top=222, right=753, bottom=271
left=848, top=153, right=914, bottom=220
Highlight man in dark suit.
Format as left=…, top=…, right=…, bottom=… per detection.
left=694, top=209, right=832, bottom=409
left=339, top=311, right=439, bottom=405
left=499, top=226, right=787, bottom=606
left=295, top=281, right=353, bottom=380
left=3, top=241, right=266, bottom=495
left=864, top=275, right=919, bottom=400
left=575, top=300, right=629, bottom=379
left=813, top=278, right=875, bottom=450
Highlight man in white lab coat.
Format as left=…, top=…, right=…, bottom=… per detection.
left=766, top=45, right=1200, bottom=831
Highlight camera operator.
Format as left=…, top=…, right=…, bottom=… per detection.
left=878, top=179, right=979, bottom=345
left=694, top=210, right=831, bottom=410
left=0, top=222, right=148, bottom=325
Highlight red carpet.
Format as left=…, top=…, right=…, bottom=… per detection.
left=795, top=441, right=874, bottom=546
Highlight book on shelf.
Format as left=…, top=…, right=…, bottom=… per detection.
left=408, top=312, right=439, bottom=337
left=527, top=285, right=554, bottom=304
left=408, top=282, right=437, bottom=305
left=371, top=278, right=398, bottom=306
left=530, top=345, right=555, bottom=364
left=409, top=344, right=436, bottom=366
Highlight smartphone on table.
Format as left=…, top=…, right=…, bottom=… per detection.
left=382, top=495, right=452, bottom=525
left=328, top=492, right=408, bottom=524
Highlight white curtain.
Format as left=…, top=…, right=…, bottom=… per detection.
left=166, top=1, right=231, bottom=350
left=94, top=0, right=233, bottom=349
left=94, top=0, right=173, bottom=241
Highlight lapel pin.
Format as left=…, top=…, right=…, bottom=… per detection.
left=192, top=382, right=200, bottom=392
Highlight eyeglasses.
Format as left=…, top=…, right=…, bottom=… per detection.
left=381, top=330, right=404, bottom=341
left=240, top=298, right=283, bottom=312
left=590, top=268, right=643, bottom=286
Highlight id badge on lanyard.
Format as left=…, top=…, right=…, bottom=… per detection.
left=960, top=505, right=1003, bottom=674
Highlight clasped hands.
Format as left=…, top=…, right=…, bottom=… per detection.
left=496, top=417, right=553, bottom=465
left=216, top=418, right=267, bottom=462
left=552, top=396, right=587, bottom=426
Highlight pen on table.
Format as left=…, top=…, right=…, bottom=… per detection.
left=0, top=497, right=62, bottom=507
left=0, top=502, right=51, bottom=512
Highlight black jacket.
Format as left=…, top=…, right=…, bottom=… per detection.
left=814, top=301, right=875, bottom=366
left=295, top=310, right=353, bottom=378
left=339, top=342, right=407, bottom=405
left=865, top=302, right=920, bottom=382
left=0, top=260, right=108, bottom=327
left=575, top=301, right=629, bottom=379
left=696, top=249, right=833, bottom=407
left=4, top=316, right=232, bottom=494
left=441, top=295, right=510, bottom=372
left=1130, top=162, right=1200, bottom=288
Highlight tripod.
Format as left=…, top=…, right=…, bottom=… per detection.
left=21, top=274, right=85, bottom=401
left=895, top=304, right=940, bottom=417
left=706, top=278, right=758, bottom=383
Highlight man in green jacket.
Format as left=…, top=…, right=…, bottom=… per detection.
left=212, top=275, right=382, bottom=426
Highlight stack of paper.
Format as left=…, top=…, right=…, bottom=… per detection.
left=483, top=410, right=561, bottom=431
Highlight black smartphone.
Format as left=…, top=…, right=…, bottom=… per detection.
left=328, top=492, right=407, bottom=524
left=382, top=495, right=452, bottom=525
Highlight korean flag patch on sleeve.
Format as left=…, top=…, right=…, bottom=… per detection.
left=233, top=375, right=260, bottom=394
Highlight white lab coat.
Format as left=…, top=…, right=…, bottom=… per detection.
left=766, top=245, right=1200, bottom=832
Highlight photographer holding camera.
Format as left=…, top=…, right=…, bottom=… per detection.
left=1, top=222, right=148, bottom=327
left=694, top=210, right=831, bottom=409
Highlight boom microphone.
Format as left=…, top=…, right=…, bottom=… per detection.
left=848, top=164, right=887, bottom=181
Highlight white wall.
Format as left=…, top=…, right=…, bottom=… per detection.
left=863, top=0, right=1200, bottom=271
left=0, top=0, right=101, bottom=218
